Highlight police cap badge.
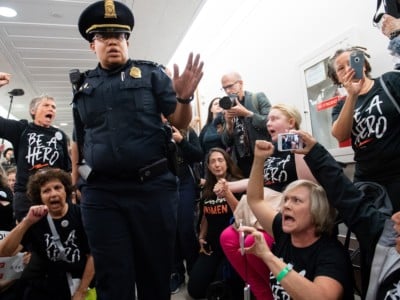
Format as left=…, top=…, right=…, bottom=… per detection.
left=78, top=0, right=134, bottom=41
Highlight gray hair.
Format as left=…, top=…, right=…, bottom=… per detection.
left=282, top=180, right=337, bottom=236
left=29, top=95, right=55, bottom=120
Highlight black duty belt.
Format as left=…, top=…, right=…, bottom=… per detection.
left=137, top=158, right=170, bottom=182
left=89, top=158, right=170, bottom=183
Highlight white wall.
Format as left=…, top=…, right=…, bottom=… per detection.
left=169, top=0, right=393, bottom=132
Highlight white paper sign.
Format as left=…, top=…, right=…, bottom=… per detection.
left=0, top=252, right=25, bottom=281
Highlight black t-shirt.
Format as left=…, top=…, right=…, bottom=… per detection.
left=270, top=214, right=355, bottom=300
left=263, top=144, right=297, bottom=192
left=377, top=268, right=400, bottom=299
left=0, top=185, right=15, bottom=231
left=0, top=119, right=71, bottom=193
left=202, top=191, right=243, bottom=253
left=16, top=123, right=71, bottom=192
left=332, top=72, right=400, bottom=181
left=22, top=204, right=90, bottom=278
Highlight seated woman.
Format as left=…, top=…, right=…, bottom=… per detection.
left=297, top=130, right=400, bottom=299
left=220, top=103, right=315, bottom=299
left=240, top=139, right=354, bottom=299
left=187, top=147, right=244, bottom=300
left=0, top=168, right=94, bottom=300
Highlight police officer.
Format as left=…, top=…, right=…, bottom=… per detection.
left=72, top=1, right=203, bottom=299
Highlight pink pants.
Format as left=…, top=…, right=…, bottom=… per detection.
left=220, top=225, right=274, bottom=300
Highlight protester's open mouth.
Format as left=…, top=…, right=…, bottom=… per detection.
left=49, top=199, right=61, bottom=207
left=283, top=214, right=295, bottom=222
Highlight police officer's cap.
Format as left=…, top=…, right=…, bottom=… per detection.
left=78, top=0, right=134, bottom=41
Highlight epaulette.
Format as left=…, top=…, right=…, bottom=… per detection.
left=85, top=69, right=99, bottom=77
left=133, top=59, right=165, bottom=69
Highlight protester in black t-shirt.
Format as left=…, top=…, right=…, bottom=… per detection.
left=0, top=168, right=94, bottom=300
left=329, top=47, right=400, bottom=212
left=187, top=147, right=245, bottom=299
left=241, top=139, right=355, bottom=299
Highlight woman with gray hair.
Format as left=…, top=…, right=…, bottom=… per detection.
left=0, top=92, right=71, bottom=221
left=239, top=139, right=355, bottom=299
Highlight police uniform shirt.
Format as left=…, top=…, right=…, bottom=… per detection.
left=73, top=59, right=177, bottom=175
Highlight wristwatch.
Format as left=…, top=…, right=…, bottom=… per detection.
left=176, top=96, right=194, bottom=104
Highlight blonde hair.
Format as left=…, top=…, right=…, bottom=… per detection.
left=282, top=180, right=337, bottom=236
left=271, top=104, right=302, bottom=130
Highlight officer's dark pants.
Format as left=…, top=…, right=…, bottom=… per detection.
left=80, top=172, right=178, bottom=300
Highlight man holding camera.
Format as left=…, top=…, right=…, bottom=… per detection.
left=220, top=71, right=271, bottom=176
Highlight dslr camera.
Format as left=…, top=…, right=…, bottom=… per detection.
left=219, top=94, right=238, bottom=109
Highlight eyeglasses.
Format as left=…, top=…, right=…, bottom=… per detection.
left=92, top=32, right=128, bottom=42
left=221, top=81, right=239, bottom=91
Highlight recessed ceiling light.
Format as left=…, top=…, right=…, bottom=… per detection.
left=0, top=7, right=17, bottom=18
left=59, top=122, right=68, bottom=126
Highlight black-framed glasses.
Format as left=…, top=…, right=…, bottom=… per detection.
left=221, top=81, right=239, bottom=91
left=92, top=32, right=128, bottom=42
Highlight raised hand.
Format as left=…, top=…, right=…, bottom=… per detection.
left=0, top=72, right=11, bottom=87
left=25, top=205, right=49, bottom=225
left=172, top=53, right=204, bottom=99
left=254, top=140, right=274, bottom=160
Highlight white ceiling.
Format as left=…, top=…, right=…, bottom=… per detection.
left=0, top=0, right=206, bottom=137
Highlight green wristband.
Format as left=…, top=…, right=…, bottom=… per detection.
left=276, top=263, right=293, bottom=283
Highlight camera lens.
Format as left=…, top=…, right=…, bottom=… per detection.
left=219, top=96, right=233, bottom=110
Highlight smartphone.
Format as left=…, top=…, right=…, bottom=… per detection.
left=244, top=283, right=251, bottom=300
left=277, top=133, right=303, bottom=152
left=349, top=51, right=364, bottom=80
left=239, top=231, right=245, bottom=256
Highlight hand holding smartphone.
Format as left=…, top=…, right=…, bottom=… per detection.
left=238, top=219, right=245, bottom=256
left=277, top=133, right=303, bottom=152
left=349, top=51, right=364, bottom=81
left=239, top=231, right=245, bottom=256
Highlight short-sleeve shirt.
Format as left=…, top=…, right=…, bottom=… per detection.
left=22, top=204, right=90, bottom=278
left=202, top=191, right=243, bottom=253
left=270, top=214, right=355, bottom=300
left=73, top=59, right=177, bottom=175
left=332, top=73, right=400, bottom=181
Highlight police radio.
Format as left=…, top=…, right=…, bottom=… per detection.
left=69, top=69, right=93, bottom=181
left=69, top=69, right=85, bottom=92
